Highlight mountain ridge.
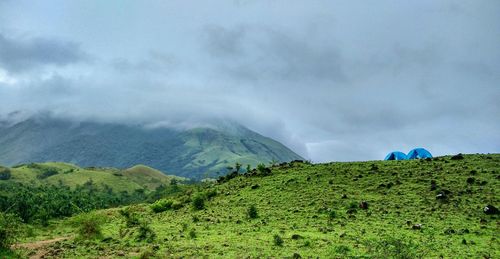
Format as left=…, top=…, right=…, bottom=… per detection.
left=0, top=117, right=303, bottom=179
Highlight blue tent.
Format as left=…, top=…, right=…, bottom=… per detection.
left=407, top=148, right=432, bottom=159
left=384, top=151, right=407, bottom=160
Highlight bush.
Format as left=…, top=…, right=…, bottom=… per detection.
left=188, top=229, right=197, bottom=239
left=257, top=164, right=271, bottom=175
left=119, top=209, right=140, bottom=227
left=150, top=199, right=173, bottom=213
left=36, top=167, right=59, bottom=179
left=192, top=194, right=205, bottom=210
left=136, top=221, right=156, bottom=243
left=205, top=189, right=217, bottom=200
left=328, top=210, right=337, bottom=222
left=72, top=212, right=105, bottom=240
left=273, top=234, right=284, bottom=246
left=0, top=213, right=23, bottom=250
left=0, top=167, right=11, bottom=180
left=247, top=205, right=258, bottom=219
left=171, top=201, right=183, bottom=210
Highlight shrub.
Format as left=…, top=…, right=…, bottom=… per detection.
left=205, top=189, right=217, bottom=200
left=328, top=210, right=337, bottom=221
left=171, top=201, right=183, bottom=210
left=36, top=167, right=59, bottom=179
left=247, top=205, right=258, bottom=219
left=188, top=229, right=197, bottom=239
left=257, top=164, right=271, bottom=175
left=0, top=212, right=23, bottom=250
left=136, top=221, right=156, bottom=243
left=72, top=212, right=105, bottom=240
left=333, top=245, right=351, bottom=255
left=192, top=194, right=205, bottom=210
left=0, top=167, right=11, bottom=180
left=150, top=199, right=173, bottom=213
left=119, top=209, right=140, bottom=227
left=273, top=234, right=284, bottom=246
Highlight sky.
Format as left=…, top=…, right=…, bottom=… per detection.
left=0, top=0, right=499, bottom=162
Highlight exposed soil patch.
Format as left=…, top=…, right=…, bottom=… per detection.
left=12, top=236, right=71, bottom=259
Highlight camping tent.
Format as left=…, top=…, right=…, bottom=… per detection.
left=384, top=151, right=407, bottom=160
left=406, top=148, right=432, bottom=159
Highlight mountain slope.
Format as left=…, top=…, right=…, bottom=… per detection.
left=0, top=117, right=303, bottom=179
left=3, top=162, right=181, bottom=192
left=14, top=154, right=500, bottom=258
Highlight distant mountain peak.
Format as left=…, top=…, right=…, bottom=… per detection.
left=0, top=116, right=303, bottom=179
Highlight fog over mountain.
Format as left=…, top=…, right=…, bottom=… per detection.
left=0, top=1, right=499, bottom=162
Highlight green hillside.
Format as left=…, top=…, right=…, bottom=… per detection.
left=9, top=154, right=499, bottom=258
left=4, top=162, right=181, bottom=192
left=0, top=118, right=303, bottom=179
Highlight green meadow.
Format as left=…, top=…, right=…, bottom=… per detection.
left=2, top=154, right=499, bottom=258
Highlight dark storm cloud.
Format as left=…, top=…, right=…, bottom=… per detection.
left=0, top=33, right=87, bottom=73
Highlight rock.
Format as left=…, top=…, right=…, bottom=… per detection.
left=359, top=201, right=369, bottom=210
left=451, top=153, right=464, bottom=160
left=483, top=205, right=499, bottom=215
left=436, top=193, right=447, bottom=200
left=412, top=224, right=422, bottom=230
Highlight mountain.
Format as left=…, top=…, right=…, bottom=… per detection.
left=0, top=117, right=303, bottom=179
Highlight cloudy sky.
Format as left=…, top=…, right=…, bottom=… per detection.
left=0, top=0, right=499, bottom=162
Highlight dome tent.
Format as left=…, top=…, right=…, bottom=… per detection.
left=384, top=151, right=407, bottom=160
left=407, top=148, right=432, bottom=159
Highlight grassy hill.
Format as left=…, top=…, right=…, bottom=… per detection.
left=9, top=154, right=499, bottom=258
left=0, top=117, right=303, bottom=179
left=3, top=162, right=181, bottom=192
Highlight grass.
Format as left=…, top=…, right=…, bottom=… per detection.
left=10, top=154, right=500, bottom=258
left=3, top=162, right=183, bottom=192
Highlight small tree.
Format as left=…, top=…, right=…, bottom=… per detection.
left=235, top=163, right=242, bottom=173
left=273, top=234, right=284, bottom=246
left=0, top=167, right=11, bottom=180
left=192, top=194, right=205, bottom=210
left=0, top=212, right=23, bottom=250
left=247, top=205, right=258, bottom=219
left=72, top=212, right=105, bottom=240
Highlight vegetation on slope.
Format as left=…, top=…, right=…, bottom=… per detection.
left=0, top=162, right=184, bottom=225
left=5, top=162, right=180, bottom=192
left=0, top=118, right=303, bottom=179
left=6, top=154, right=499, bottom=258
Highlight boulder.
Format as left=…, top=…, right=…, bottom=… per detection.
left=359, top=201, right=369, bottom=210
left=483, top=205, right=499, bottom=215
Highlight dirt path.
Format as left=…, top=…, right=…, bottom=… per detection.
left=12, top=236, right=71, bottom=259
